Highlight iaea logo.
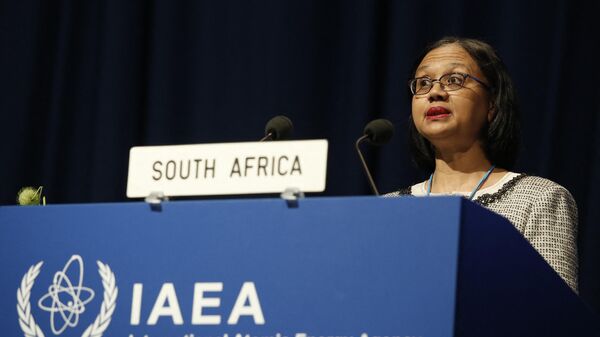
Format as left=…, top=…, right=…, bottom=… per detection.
left=16, top=255, right=118, bottom=337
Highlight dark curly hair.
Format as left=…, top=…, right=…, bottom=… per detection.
left=408, top=37, right=520, bottom=172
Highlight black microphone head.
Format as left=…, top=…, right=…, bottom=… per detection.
left=264, top=115, right=293, bottom=140
left=363, top=119, right=394, bottom=146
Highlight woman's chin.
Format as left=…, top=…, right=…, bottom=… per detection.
left=420, top=124, right=456, bottom=140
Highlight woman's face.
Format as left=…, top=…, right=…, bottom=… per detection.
left=411, top=43, right=493, bottom=150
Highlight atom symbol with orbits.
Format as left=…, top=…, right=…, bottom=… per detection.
left=37, top=255, right=96, bottom=335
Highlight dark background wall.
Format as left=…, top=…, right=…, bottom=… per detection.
left=1, top=0, right=599, bottom=313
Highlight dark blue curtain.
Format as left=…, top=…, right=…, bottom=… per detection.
left=2, top=0, right=599, bottom=313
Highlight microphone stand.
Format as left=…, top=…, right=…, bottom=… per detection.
left=355, top=135, right=380, bottom=196
left=259, top=133, right=273, bottom=141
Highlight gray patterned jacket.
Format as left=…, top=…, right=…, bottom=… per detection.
left=386, top=174, right=579, bottom=292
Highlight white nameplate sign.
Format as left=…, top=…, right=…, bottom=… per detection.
left=127, top=139, right=328, bottom=197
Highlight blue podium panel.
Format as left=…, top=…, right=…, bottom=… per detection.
left=457, top=201, right=600, bottom=337
left=0, top=197, right=463, bottom=337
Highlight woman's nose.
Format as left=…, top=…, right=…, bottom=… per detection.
left=428, top=82, right=448, bottom=102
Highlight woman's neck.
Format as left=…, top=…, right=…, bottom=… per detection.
left=429, top=144, right=504, bottom=193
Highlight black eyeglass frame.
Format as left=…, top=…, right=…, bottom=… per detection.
left=408, top=72, right=490, bottom=95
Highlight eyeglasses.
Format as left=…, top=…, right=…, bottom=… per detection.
left=408, top=72, right=490, bottom=95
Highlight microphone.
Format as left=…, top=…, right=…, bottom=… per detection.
left=261, top=116, right=294, bottom=141
left=355, top=119, right=395, bottom=195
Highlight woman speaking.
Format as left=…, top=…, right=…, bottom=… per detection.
left=387, top=37, right=578, bottom=292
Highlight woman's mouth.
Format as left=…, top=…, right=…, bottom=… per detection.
left=425, top=106, right=452, bottom=120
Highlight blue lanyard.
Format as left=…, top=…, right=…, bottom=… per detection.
left=427, top=165, right=496, bottom=200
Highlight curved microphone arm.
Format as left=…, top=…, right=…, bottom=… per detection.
left=355, top=134, right=380, bottom=196
left=259, top=132, right=273, bottom=142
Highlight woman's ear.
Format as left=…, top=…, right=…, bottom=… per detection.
left=487, top=102, right=496, bottom=123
